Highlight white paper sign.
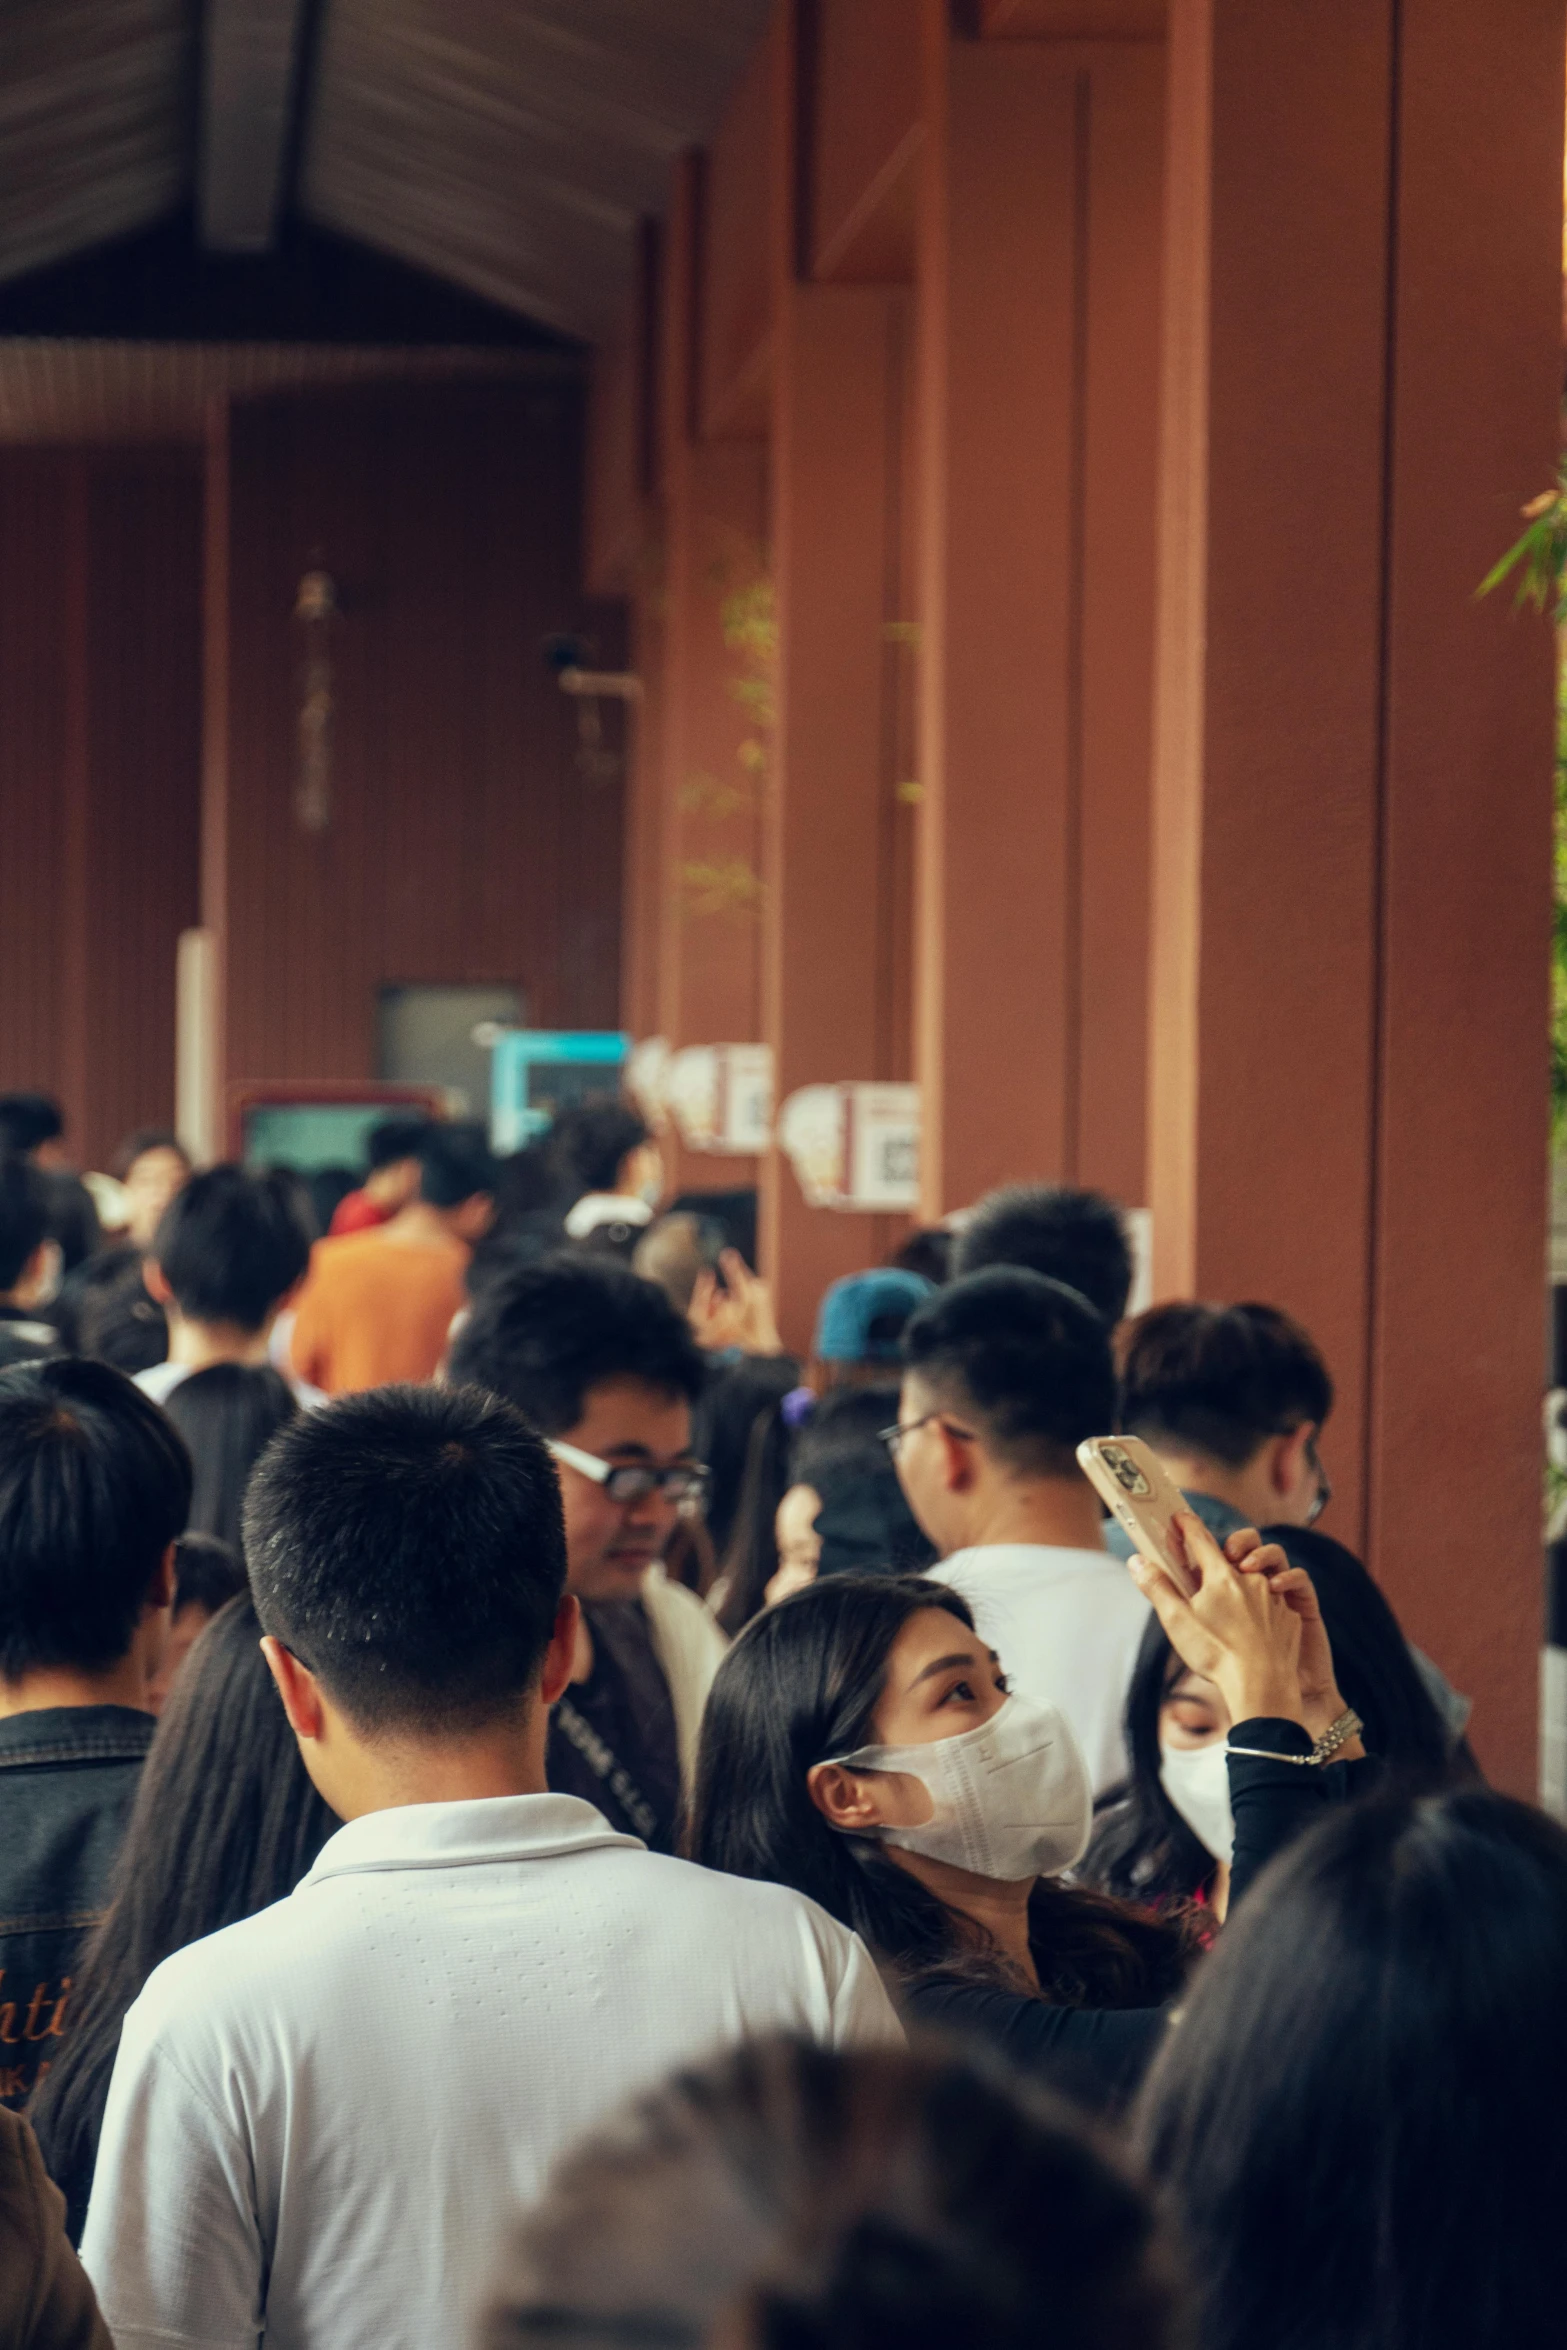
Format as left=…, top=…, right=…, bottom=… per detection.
left=625, top=1036, right=672, bottom=1133
left=845, top=1083, right=921, bottom=1210
left=779, top=1081, right=921, bottom=1211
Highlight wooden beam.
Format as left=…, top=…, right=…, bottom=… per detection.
left=199, top=0, right=312, bottom=251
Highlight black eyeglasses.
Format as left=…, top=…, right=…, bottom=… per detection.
left=877, top=1412, right=977, bottom=1462
left=1304, top=1433, right=1332, bottom=1526
left=548, top=1438, right=710, bottom=1510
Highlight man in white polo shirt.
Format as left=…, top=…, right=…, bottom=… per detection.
left=81, top=1384, right=898, bottom=2350
left=888, top=1267, right=1150, bottom=1795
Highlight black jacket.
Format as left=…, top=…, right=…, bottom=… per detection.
left=0, top=1708, right=153, bottom=2108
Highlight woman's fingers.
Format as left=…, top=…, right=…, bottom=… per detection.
left=1224, top=1525, right=1264, bottom=1563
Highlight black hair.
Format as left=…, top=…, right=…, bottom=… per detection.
left=888, top=1226, right=955, bottom=1285
left=693, top=1354, right=803, bottom=1576
left=1083, top=1528, right=1459, bottom=1907
left=482, top=2038, right=1184, bottom=2350
left=28, top=1594, right=337, bottom=2240
left=366, top=1114, right=432, bottom=1171
left=902, top=1267, right=1117, bottom=1477
left=163, top=1366, right=301, bottom=1557
left=243, top=1382, right=567, bottom=1734
left=0, top=1357, right=191, bottom=1681
left=953, top=1186, right=1134, bottom=1324
left=0, top=1093, right=64, bottom=1154
left=549, top=1100, right=650, bottom=1198
left=111, top=1129, right=190, bottom=1183
left=448, top=1255, right=706, bottom=1438
left=1134, top=1788, right=1567, bottom=2350
left=303, top=1167, right=354, bottom=1234
left=151, top=1165, right=315, bottom=1333
left=171, top=1530, right=249, bottom=1619
left=0, top=1153, right=49, bottom=1289
left=416, top=1119, right=499, bottom=1210
left=1117, top=1300, right=1333, bottom=1467
left=714, top=1385, right=905, bottom=1637
left=689, top=1574, right=1190, bottom=2008
left=68, top=1250, right=168, bottom=1374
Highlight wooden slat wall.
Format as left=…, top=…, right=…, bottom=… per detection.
left=216, top=377, right=624, bottom=1091
left=0, top=447, right=201, bottom=1169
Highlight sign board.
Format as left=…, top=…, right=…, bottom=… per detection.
left=658, top=1042, right=775, bottom=1155
left=778, top=1081, right=921, bottom=1211
left=490, top=1030, right=630, bottom=1150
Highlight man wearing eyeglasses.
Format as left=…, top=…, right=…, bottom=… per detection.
left=448, top=1257, right=726, bottom=1851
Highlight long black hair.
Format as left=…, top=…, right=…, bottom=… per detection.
left=162, top=1362, right=299, bottom=1555
left=1134, top=1788, right=1567, bottom=2350
left=28, top=1594, right=337, bottom=2238
left=1084, top=1527, right=1460, bottom=1906
left=688, top=1574, right=1191, bottom=2007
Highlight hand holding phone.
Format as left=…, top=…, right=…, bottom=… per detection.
left=1076, top=1435, right=1200, bottom=1598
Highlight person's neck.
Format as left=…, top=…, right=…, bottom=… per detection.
left=949, top=1473, right=1106, bottom=1556
left=0, top=1654, right=152, bottom=1719
left=1148, top=1448, right=1274, bottom=1529
left=166, top=1310, right=273, bottom=1371
left=890, top=1847, right=1037, bottom=1987
left=326, top=1718, right=549, bottom=1817
left=381, top=1201, right=463, bottom=1249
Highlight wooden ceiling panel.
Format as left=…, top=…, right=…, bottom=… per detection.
left=300, top=0, right=772, bottom=339
left=0, top=0, right=190, bottom=283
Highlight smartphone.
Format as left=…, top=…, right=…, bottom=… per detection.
left=1076, top=1435, right=1199, bottom=1599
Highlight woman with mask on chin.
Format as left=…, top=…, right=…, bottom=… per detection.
left=1083, top=1527, right=1463, bottom=1926
left=689, top=1511, right=1361, bottom=2111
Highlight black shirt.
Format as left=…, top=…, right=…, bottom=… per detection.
left=902, top=1718, right=1345, bottom=2112
left=546, top=1600, right=684, bottom=1853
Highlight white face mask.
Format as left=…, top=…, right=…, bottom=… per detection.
left=829, top=1693, right=1093, bottom=1883
left=1159, top=1739, right=1234, bottom=1866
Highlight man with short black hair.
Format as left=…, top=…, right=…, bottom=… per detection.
left=81, top=1383, right=897, bottom=2350
left=0, top=1360, right=190, bottom=2106
left=890, top=1268, right=1150, bottom=1792
left=0, top=1094, right=102, bottom=1277
left=1112, top=1300, right=1471, bottom=1746
left=0, top=1156, right=61, bottom=1370
left=135, top=1164, right=317, bottom=1406
left=952, top=1183, right=1135, bottom=1325
left=1116, top=1301, right=1333, bottom=1529
left=290, top=1120, right=497, bottom=1393
left=449, top=1256, right=725, bottom=1849
left=553, top=1099, right=663, bottom=1254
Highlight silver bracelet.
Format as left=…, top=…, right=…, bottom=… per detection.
left=1226, top=1707, right=1364, bottom=1769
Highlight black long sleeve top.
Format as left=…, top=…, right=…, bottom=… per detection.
left=901, top=1718, right=1355, bottom=2109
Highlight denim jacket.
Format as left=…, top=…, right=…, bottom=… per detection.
left=0, top=1706, right=152, bottom=2108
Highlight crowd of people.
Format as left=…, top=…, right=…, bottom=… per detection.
left=0, top=1082, right=1559, bottom=2350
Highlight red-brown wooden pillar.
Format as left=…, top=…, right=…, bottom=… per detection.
left=655, top=155, right=767, bottom=1197
left=1149, top=0, right=1562, bottom=1788
left=914, top=6, right=1165, bottom=1218
left=760, top=279, right=914, bottom=1345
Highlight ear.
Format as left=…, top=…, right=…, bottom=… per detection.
left=260, top=1634, right=328, bottom=1743
left=936, top=1419, right=979, bottom=1494
left=143, top=1258, right=173, bottom=1307
left=806, top=1760, right=886, bottom=1834
left=539, top=1594, right=581, bottom=1707
left=147, top=1539, right=177, bottom=1612
left=1271, top=1423, right=1313, bottom=1499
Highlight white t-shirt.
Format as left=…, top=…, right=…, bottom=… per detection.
left=134, top=1358, right=327, bottom=1411
left=928, top=1543, right=1152, bottom=1795
left=82, top=1793, right=900, bottom=2350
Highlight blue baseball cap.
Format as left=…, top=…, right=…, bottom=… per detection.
left=812, top=1269, right=937, bottom=1365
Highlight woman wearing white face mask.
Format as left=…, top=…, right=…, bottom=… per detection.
left=1084, top=1525, right=1465, bottom=1924
left=690, top=1515, right=1342, bottom=2112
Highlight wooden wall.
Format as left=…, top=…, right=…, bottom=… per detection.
left=0, top=447, right=202, bottom=1170
left=209, top=375, right=620, bottom=1093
